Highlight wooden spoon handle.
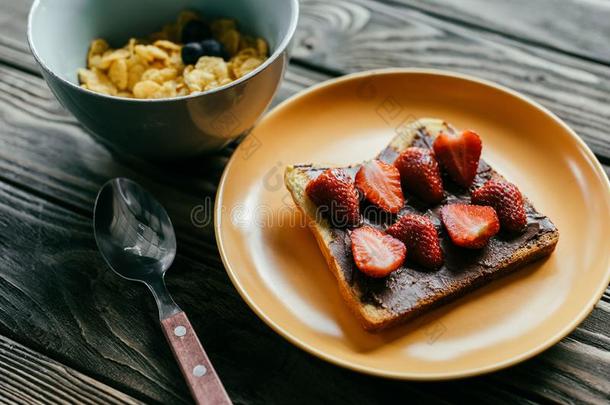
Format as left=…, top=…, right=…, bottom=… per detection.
left=161, top=311, right=231, bottom=405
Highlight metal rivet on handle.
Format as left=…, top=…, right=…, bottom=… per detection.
left=193, top=365, right=207, bottom=377
left=174, top=326, right=186, bottom=337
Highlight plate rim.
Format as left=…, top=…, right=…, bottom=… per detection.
left=214, top=68, right=610, bottom=380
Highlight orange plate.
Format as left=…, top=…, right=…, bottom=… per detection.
left=215, top=69, right=610, bottom=379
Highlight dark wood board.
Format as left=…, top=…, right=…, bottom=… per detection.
left=0, top=334, right=141, bottom=404
left=0, top=160, right=608, bottom=404
left=2, top=0, right=610, bottom=160
left=289, top=0, right=610, bottom=160
left=0, top=0, right=608, bottom=404
left=390, top=0, right=610, bottom=65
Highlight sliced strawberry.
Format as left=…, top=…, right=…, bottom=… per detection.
left=387, top=214, right=443, bottom=269
left=433, top=130, right=482, bottom=188
left=393, top=147, right=444, bottom=204
left=355, top=160, right=404, bottom=213
left=440, top=204, right=500, bottom=249
left=306, top=168, right=360, bottom=227
left=471, top=179, right=527, bottom=232
left=350, top=226, right=406, bottom=278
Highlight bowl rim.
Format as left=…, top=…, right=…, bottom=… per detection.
left=26, top=0, right=299, bottom=103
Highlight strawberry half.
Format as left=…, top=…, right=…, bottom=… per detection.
left=306, top=168, right=360, bottom=227
left=440, top=204, right=500, bottom=249
left=355, top=160, right=404, bottom=213
left=387, top=214, right=443, bottom=269
left=471, top=179, right=527, bottom=232
left=393, top=147, right=444, bottom=204
left=350, top=226, right=406, bottom=278
left=433, top=130, right=482, bottom=188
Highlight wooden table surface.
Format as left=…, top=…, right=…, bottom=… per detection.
left=1, top=0, right=609, bottom=403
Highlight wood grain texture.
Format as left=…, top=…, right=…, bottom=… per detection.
left=0, top=0, right=608, bottom=404
left=290, top=0, right=610, bottom=160
left=0, top=0, right=36, bottom=74
left=3, top=0, right=610, bottom=162
left=3, top=0, right=610, bottom=161
left=0, top=51, right=608, bottom=405
left=391, top=0, right=610, bottom=65
left=0, top=329, right=140, bottom=404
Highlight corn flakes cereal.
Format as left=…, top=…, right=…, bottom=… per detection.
left=133, top=80, right=161, bottom=99
left=184, top=65, right=215, bottom=92
left=154, top=40, right=181, bottom=52
left=135, top=45, right=169, bottom=62
left=256, top=38, right=268, bottom=57
left=126, top=38, right=137, bottom=56
left=127, top=62, right=147, bottom=91
left=108, top=59, right=128, bottom=90
left=158, top=81, right=178, bottom=98
left=142, top=67, right=179, bottom=84
left=238, top=35, right=256, bottom=51
left=87, top=39, right=109, bottom=67
left=166, top=51, right=184, bottom=70
left=151, top=60, right=167, bottom=70
left=78, top=68, right=117, bottom=96
left=78, top=11, right=269, bottom=99
left=227, top=47, right=265, bottom=79
left=89, top=39, right=109, bottom=56
left=218, top=29, right=240, bottom=56
left=232, top=57, right=263, bottom=79
left=195, top=57, right=229, bottom=81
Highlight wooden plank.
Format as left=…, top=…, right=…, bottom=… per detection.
left=0, top=62, right=327, bottom=258
left=0, top=50, right=609, bottom=404
left=0, top=0, right=38, bottom=74
left=0, top=333, right=141, bottom=404
left=6, top=175, right=606, bottom=405
left=0, top=178, right=186, bottom=403
left=0, top=1, right=28, bottom=46
left=0, top=0, right=608, bottom=404
left=389, top=0, right=610, bottom=65
left=0, top=63, right=329, bottom=403
left=0, top=172, right=545, bottom=405
left=289, top=0, right=610, bottom=160
left=2, top=0, right=610, bottom=160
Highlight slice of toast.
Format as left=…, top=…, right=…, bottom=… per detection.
left=284, top=118, right=559, bottom=331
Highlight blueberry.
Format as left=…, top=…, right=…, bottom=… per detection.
left=181, top=42, right=204, bottom=65
left=199, top=39, right=225, bottom=58
left=181, top=20, right=211, bottom=43
left=181, top=39, right=227, bottom=65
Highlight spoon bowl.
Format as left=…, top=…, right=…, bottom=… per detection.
left=94, top=178, right=176, bottom=282
left=93, top=178, right=231, bottom=404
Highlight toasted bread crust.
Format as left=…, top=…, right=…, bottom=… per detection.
left=285, top=166, right=391, bottom=329
left=284, top=118, right=559, bottom=331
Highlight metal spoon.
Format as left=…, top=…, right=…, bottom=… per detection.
left=93, top=178, right=231, bottom=405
